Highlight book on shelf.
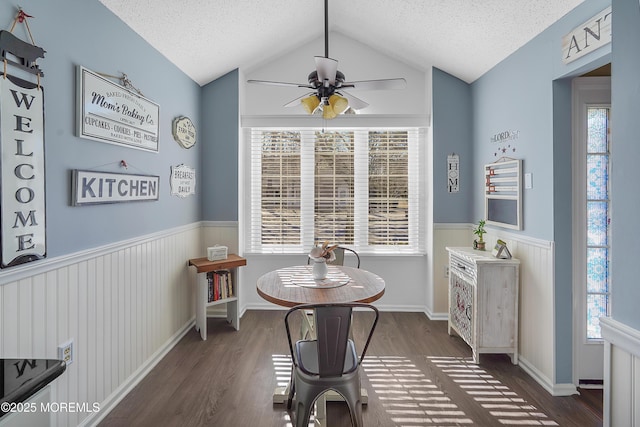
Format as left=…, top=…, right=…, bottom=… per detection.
left=206, top=269, right=233, bottom=303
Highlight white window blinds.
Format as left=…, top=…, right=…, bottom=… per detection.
left=248, top=128, right=425, bottom=254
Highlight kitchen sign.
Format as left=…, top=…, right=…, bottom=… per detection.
left=0, top=74, right=47, bottom=268
left=77, top=66, right=160, bottom=152
left=72, top=170, right=160, bottom=205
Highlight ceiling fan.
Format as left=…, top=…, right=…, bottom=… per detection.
left=247, top=0, right=406, bottom=119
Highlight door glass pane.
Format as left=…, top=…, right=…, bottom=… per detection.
left=586, top=248, right=608, bottom=293
left=585, top=107, right=610, bottom=340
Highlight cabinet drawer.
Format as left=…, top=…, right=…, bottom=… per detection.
left=450, top=254, right=476, bottom=282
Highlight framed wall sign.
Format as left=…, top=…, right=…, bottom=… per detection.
left=0, top=74, right=47, bottom=268
left=170, top=164, right=196, bottom=197
left=76, top=66, right=160, bottom=152
left=172, top=116, right=196, bottom=149
left=71, top=170, right=160, bottom=205
left=447, top=154, right=459, bottom=193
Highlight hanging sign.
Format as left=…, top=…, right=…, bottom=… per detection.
left=71, top=170, right=160, bottom=205
left=0, top=74, right=47, bottom=268
left=77, top=66, right=159, bottom=152
left=170, top=164, right=196, bottom=197
left=562, top=7, right=611, bottom=64
left=447, top=154, right=459, bottom=193
left=172, top=116, right=196, bottom=149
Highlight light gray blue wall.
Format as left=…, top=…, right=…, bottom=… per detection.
left=432, top=68, right=473, bottom=223
left=0, top=0, right=201, bottom=258
left=201, top=69, right=239, bottom=221
left=611, top=0, right=640, bottom=330
left=471, top=0, right=611, bottom=383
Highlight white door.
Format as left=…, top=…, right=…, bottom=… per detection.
left=572, top=76, right=611, bottom=385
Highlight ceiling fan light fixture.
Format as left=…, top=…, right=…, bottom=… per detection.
left=329, top=94, right=348, bottom=115
left=322, top=103, right=337, bottom=119
left=301, top=95, right=320, bottom=114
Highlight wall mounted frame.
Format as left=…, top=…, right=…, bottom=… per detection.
left=484, top=158, right=522, bottom=230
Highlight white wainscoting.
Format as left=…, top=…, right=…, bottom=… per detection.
left=0, top=223, right=202, bottom=427
left=602, top=317, right=640, bottom=427
left=434, top=224, right=561, bottom=395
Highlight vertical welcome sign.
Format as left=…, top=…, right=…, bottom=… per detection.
left=0, top=74, right=46, bottom=267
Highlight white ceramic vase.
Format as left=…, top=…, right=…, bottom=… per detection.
left=312, top=259, right=328, bottom=280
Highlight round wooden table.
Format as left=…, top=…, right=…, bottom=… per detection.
left=256, top=265, right=385, bottom=308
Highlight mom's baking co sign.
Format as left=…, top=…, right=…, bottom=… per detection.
left=0, top=75, right=46, bottom=268
left=77, top=66, right=159, bottom=152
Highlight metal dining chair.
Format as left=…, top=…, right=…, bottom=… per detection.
left=284, top=302, right=379, bottom=427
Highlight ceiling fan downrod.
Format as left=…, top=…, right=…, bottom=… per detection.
left=324, top=0, right=329, bottom=58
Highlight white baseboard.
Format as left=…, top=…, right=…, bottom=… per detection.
left=242, top=303, right=428, bottom=313
left=80, top=319, right=196, bottom=427
left=424, top=308, right=448, bottom=321
left=518, top=356, right=577, bottom=396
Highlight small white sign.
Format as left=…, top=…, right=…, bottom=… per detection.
left=447, top=154, right=459, bottom=193
left=170, top=164, right=196, bottom=198
left=72, top=170, right=159, bottom=205
left=562, top=7, right=612, bottom=64
left=172, top=116, right=196, bottom=149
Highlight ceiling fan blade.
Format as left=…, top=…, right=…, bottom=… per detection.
left=339, top=90, right=369, bottom=111
left=247, top=79, right=313, bottom=89
left=283, top=93, right=315, bottom=108
left=342, top=78, right=407, bottom=91
left=314, top=56, right=338, bottom=85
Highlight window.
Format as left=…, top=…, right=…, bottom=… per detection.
left=247, top=128, right=425, bottom=254
left=585, top=107, right=610, bottom=339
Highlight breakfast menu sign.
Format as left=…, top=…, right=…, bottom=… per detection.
left=76, top=66, right=159, bottom=152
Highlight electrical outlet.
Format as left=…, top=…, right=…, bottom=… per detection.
left=444, top=265, right=449, bottom=278
left=58, top=340, right=73, bottom=366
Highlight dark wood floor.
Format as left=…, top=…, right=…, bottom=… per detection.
left=100, top=310, right=602, bottom=427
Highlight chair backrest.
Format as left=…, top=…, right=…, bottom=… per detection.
left=307, top=246, right=361, bottom=268
left=284, top=303, right=379, bottom=378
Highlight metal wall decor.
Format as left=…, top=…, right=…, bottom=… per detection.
left=447, top=154, right=459, bottom=193
left=0, top=9, right=47, bottom=268
left=172, top=116, right=196, bottom=149
left=170, top=164, right=196, bottom=197
left=77, top=66, right=160, bottom=152
left=71, top=170, right=160, bottom=206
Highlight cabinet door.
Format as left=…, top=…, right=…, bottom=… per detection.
left=450, top=271, right=474, bottom=346
left=476, top=266, right=517, bottom=349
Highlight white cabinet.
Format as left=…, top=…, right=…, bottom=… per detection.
left=446, top=247, right=520, bottom=364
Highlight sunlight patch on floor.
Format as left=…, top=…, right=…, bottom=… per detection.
left=428, top=356, right=559, bottom=426
left=364, top=356, right=474, bottom=426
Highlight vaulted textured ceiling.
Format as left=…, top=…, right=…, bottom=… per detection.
left=99, top=0, right=584, bottom=87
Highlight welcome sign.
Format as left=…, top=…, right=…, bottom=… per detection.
left=0, top=75, right=47, bottom=267
left=77, top=66, right=159, bottom=152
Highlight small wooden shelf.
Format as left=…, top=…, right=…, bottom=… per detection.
left=188, top=254, right=247, bottom=340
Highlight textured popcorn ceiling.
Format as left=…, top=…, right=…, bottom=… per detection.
left=99, top=0, right=583, bottom=86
